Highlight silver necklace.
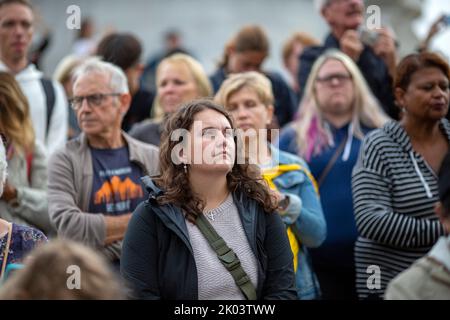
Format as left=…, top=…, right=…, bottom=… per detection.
left=204, top=192, right=230, bottom=221
left=206, top=210, right=217, bottom=221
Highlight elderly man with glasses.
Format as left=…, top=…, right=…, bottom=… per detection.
left=47, top=58, right=159, bottom=268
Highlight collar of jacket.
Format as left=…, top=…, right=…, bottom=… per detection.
left=270, top=143, right=308, bottom=167
left=324, top=33, right=340, bottom=49
left=270, top=143, right=291, bottom=166
left=383, top=118, right=450, bottom=154
left=141, top=176, right=260, bottom=259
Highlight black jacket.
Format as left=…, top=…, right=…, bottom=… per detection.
left=298, top=33, right=398, bottom=120
left=120, top=177, right=297, bottom=300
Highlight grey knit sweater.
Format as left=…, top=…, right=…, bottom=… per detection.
left=186, top=193, right=259, bottom=300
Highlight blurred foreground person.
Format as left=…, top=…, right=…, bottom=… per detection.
left=0, top=240, right=124, bottom=299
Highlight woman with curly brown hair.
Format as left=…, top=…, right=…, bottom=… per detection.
left=120, top=99, right=296, bottom=300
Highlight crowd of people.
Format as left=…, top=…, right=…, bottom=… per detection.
left=0, top=0, right=449, bottom=300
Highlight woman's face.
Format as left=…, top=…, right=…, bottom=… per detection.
left=226, top=87, right=273, bottom=134
left=228, top=50, right=267, bottom=73
left=286, top=42, right=304, bottom=78
left=157, top=62, right=199, bottom=114
left=396, top=67, right=449, bottom=122
left=314, top=59, right=355, bottom=117
left=184, top=109, right=235, bottom=175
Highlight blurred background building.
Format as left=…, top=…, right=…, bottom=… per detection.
left=32, top=0, right=450, bottom=79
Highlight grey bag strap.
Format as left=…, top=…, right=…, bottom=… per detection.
left=195, top=213, right=257, bottom=300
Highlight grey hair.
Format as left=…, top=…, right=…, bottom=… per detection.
left=0, top=138, right=7, bottom=197
left=72, top=57, right=129, bottom=94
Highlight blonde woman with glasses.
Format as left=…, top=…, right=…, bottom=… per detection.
left=279, top=49, right=389, bottom=299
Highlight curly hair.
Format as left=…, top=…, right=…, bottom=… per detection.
left=154, top=99, right=277, bottom=223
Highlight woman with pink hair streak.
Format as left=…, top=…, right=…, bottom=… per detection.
left=279, top=49, right=389, bottom=300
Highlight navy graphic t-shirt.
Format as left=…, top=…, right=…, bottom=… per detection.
left=88, top=146, right=147, bottom=216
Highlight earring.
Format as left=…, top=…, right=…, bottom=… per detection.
left=183, top=163, right=188, bottom=174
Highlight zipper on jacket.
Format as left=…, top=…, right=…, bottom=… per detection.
left=409, top=151, right=433, bottom=199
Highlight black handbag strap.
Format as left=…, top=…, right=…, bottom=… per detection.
left=195, top=213, right=257, bottom=300
left=317, top=133, right=348, bottom=187
left=40, top=78, right=55, bottom=141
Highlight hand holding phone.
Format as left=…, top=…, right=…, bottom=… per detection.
left=359, top=28, right=379, bottom=47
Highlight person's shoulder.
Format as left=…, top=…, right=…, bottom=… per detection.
left=280, top=123, right=297, bottom=137
left=264, top=71, right=285, bottom=83
left=209, top=67, right=224, bottom=79
left=277, top=147, right=307, bottom=167
left=33, top=139, right=48, bottom=157
left=49, top=136, right=81, bottom=163
left=385, top=257, right=433, bottom=300
left=134, top=89, right=155, bottom=102
left=51, top=79, right=68, bottom=97
left=126, top=133, right=159, bottom=153
left=300, top=44, right=326, bottom=61
left=131, top=200, right=154, bottom=223
left=361, top=122, right=394, bottom=148
left=13, top=223, right=48, bottom=244
left=131, top=189, right=170, bottom=228
left=130, top=119, right=160, bottom=135
left=278, top=124, right=299, bottom=151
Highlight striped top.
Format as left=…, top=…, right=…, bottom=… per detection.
left=352, top=119, right=450, bottom=299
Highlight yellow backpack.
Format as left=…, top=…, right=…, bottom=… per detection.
left=262, top=164, right=319, bottom=273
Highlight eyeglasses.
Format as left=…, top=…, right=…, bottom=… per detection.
left=316, top=73, right=352, bottom=85
left=69, top=93, right=121, bottom=110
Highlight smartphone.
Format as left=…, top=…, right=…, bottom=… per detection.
left=359, top=28, right=379, bottom=46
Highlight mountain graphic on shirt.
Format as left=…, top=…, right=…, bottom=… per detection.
left=94, top=176, right=143, bottom=204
